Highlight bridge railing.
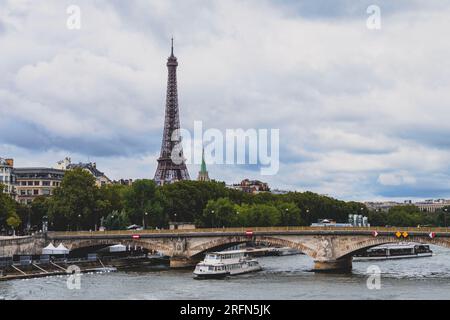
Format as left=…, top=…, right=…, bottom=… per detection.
left=47, top=226, right=450, bottom=237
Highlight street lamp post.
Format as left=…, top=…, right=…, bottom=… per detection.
left=27, top=209, right=31, bottom=235
left=211, top=210, right=215, bottom=228
left=42, top=216, right=48, bottom=235
left=444, top=208, right=448, bottom=228
left=143, top=212, right=148, bottom=229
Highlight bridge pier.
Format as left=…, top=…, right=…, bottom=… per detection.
left=313, top=257, right=352, bottom=272
left=169, top=257, right=199, bottom=269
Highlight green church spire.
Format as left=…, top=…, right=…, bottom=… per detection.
left=200, top=147, right=207, bottom=173
left=197, top=146, right=210, bottom=181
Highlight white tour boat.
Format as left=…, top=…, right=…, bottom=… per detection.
left=353, top=242, right=433, bottom=261
left=193, top=250, right=262, bottom=279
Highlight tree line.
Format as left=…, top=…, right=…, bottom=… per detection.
left=1, top=168, right=449, bottom=233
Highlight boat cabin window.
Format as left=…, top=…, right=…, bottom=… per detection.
left=415, top=245, right=430, bottom=253
left=389, top=247, right=414, bottom=256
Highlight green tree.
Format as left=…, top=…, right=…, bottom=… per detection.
left=276, top=202, right=304, bottom=226
left=15, top=202, right=31, bottom=232
left=435, top=206, right=450, bottom=227
left=48, top=168, right=98, bottom=230
left=29, top=196, right=51, bottom=230
left=159, top=180, right=235, bottom=223
left=367, top=210, right=388, bottom=226
left=201, top=198, right=238, bottom=228
left=387, top=205, right=424, bottom=227
left=145, top=197, right=168, bottom=229
left=6, top=213, right=21, bottom=235
left=0, top=184, right=21, bottom=233
left=98, top=184, right=128, bottom=213
left=236, top=203, right=281, bottom=227
left=104, top=210, right=131, bottom=230
left=279, top=191, right=363, bottom=226
left=124, top=179, right=158, bottom=226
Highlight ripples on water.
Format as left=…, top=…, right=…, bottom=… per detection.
left=1, top=245, right=450, bottom=300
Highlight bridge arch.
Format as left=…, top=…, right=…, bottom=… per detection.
left=188, top=235, right=317, bottom=259
left=188, top=236, right=252, bottom=258
left=187, top=234, right=450, bottom=271
left=336, top=236, right=450, bottom=260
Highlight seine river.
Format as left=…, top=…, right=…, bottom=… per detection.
left=1, top=245, right=450, bottom=300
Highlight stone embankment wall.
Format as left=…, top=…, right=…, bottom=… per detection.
left=0, top=235, right=45, bottom=257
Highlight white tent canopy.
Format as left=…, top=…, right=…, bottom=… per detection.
left=108, top=244, right=126, bottom=253
left=56, top=243, right=70, bottom=255
left=42, top=243, right=56, bottom=255
left=42, top=243, right=70, bottom=255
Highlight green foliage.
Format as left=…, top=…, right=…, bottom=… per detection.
left=26, top=196, right=50, bottom=230
left=0, top=183, right=21, bottom=232
left=434, top=206, right=450, bottom=227
left=368, top=205, right=444, bottom=227
left=158, top=180, right=234, bottom=222
left=367, top=210, right=388, bottom=226
left=6, top=171, right=441, bottom=231
left=386, top=205, right=423, bottom=227
left=276, top=191, right=361, bottom=226
left=236, top=203, right=281, bottom=227
left=6, top=213, right=21, bottom=229
left=104, top=210, right=131, bottom=230
left=48, top=168, right=98, bottom=230
left=99, top=184, right=127, bottom=213
left=200, top=198, right=238, bottom=227
left=124, top=179, right=157, bottom=224
left=276, top=202, right=304, bottom=226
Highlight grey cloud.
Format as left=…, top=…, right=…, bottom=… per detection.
left=1, top=0, right=450, bottom=200
left=376, top=185, right=450, bottom=199
left=276, top=0, right=450, bottom=19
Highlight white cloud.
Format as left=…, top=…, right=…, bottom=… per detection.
left=1, top=0, right=450, bottom=200
left=377, top=172, right=416, bottom=186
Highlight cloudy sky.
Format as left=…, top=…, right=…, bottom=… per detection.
left=1, top=0, right=450, bottom=201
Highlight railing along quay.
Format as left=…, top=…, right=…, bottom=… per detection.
left=48, top=226, right=450, bottom=237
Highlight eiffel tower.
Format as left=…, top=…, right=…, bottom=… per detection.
left=154, top=39, right=190, bottom=185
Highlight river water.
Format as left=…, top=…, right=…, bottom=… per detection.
left=1, top=245, right=450, bottom=300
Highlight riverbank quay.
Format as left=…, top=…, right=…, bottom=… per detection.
left=0, top=254, right=169, bottom=281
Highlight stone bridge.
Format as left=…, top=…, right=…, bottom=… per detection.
left=2, top=227, right=450, bottom=271
left=44, top=227, right=450, bottom=271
